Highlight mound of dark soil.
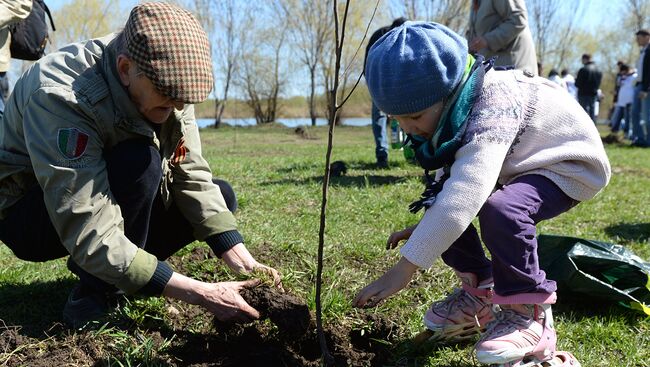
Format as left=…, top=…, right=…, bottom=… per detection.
left=202, top=285, right=395, bottom=366
left=239, top=285, right=311, bottom=337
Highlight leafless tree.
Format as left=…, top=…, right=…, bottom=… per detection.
left=529, top=0, right=561, bottom=67
left=528, top=0, right=585, bottom=71
left=181, top=0, right=250, bottom=127
left=277, top=0, right=332, bottom=126
left=320, top=1, right=379, bottom=124
left=388, top=0, right=470, bottom=33
left=628, top=0, right=650, bottom=31
left=238, top=24, right=288, bottom=125
left=51, top=0, right=123, bottom=48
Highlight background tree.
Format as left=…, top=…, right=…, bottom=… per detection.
left=388, top=0, right=470, bottom=33
left=627, top=0, right=650, bottom=31
left=528, top=0, right=585, bottom=72
left=181, top=0, right=251, bottom=128
left=278, top=0, right=332, bottom=127
left=237, top=14, right=289, bottom=125
left=321, top=1, right=384, bottom=124
left=51, top=0, right=124, bottom=48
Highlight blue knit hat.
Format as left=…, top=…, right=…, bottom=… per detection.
left=365, top=21, right=468, bottom=115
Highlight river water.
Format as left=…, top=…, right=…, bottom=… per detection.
left=196, top=117, right=372, bottom=128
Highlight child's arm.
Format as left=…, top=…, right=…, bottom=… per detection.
left=386, top=225, right=417, bottom=250
left=400, top=141, right=510, bottom=269
left=353, top=140, right=511, bottom=308
left=352, top=257, right=419, bottom=308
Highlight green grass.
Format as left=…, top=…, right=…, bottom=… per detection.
left=1, top=124, right=649, bottom=366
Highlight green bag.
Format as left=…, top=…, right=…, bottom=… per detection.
left=537, top=234, right=650, bottom=316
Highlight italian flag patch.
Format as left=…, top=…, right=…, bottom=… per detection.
left=57, top=128, right=89, bottom=159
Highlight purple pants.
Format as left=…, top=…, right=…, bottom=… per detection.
left=441, top=174, right=577, bottom=297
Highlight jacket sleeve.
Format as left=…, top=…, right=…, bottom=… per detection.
left=0, top=0, right=32, bottom=27
left=168, top=107, right=242, bottom=254
left=483, top=0, right=528, bottom=52
left=400, top=140, right=511, bottom=269
left=574, top=67, right=585, bottom=90
left=22, top=87, right=161, bottom=294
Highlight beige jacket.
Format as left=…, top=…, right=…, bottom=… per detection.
left=467, top=0, right=537, bottom=76
left=0, top=0, right=32, bottom=72
left=0, top=35, right=236, bottom=294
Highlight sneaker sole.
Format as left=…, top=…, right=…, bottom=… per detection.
left=476, top=346, right=534, bottom=364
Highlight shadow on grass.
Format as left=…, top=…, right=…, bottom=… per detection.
left=552, top=297, right=646, bottom=326
left=264, top=174, right=411, bottom=187
left=0, top=278, right=75, bottom=337
left=604, top=222, right=650, bottom=243
left=275, top=159, right=419, bottom=174
left=387, top=336, right=479, bottom=367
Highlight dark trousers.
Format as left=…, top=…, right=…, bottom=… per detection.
left=0, top=139, right=237, bottom=291
left=578, top=94, right=598, bottom=123
left=440, top=175, right=577, bottom=297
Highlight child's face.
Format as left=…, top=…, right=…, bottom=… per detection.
left=391, top=101, right=444, bottom=140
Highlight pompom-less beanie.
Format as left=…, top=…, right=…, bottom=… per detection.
left=365, top=21, right=468, bottom=116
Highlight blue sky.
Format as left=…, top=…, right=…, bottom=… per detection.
left=46, top=0, right=611, bottom=32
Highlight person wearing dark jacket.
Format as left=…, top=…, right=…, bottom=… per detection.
left=364, top=17, right=407, bottom=168
left=631, top=29, right=650, bottom=147
left=575, top=54, right=603, bottom=123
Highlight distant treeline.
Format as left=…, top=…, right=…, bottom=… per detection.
left=194, top=84, right=372, bottom=119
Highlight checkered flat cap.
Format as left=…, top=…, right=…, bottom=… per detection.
left=125, top=2, right=213, bottom=103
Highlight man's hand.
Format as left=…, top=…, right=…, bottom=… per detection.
left=162, top=272, right=260, bottom=323
left=469, top=36, right=488, bottom=53
left=386, top=225, right=416, bottom=250
left=222, top=243, right=282, bottom=288
left=352, top=257, right=418, bottom=308
left=199, top=280, right=261, bottom=323
left=640, top=91, right=648, bottom=99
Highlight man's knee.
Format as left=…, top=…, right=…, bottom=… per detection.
left=212, top=178, right=237, bottom=213
left=105, top=139, right=162, bottom=201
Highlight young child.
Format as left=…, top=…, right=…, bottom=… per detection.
left=353, top=22, right=610, bottom=366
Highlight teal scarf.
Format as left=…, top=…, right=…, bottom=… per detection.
left=408, top=54, right=493, bottom=213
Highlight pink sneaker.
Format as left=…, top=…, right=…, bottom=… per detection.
left=475, top=303, right=556, bottom=365
left=423, top=272, right=493, bottom=342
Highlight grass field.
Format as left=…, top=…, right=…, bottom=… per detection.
left=1, top=124, right=649, bottom=366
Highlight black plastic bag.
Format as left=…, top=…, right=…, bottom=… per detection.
left=537, top=234, right=650, bottom=315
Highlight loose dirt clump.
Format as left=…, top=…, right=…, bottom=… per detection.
left=200, top=285, right=395, bottom=366
left=239, top=285, right=311, bottom=337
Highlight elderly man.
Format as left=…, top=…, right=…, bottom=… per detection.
left=0, top=2, right=279, bottom=328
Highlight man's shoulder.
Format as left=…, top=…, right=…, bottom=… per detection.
left=42, top=38, right=110, bottom=80
left=17, top=36, right=114, bottom=102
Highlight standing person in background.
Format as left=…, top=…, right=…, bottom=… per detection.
left=575, top=54, right=603, bottom=123
left=547, top=69, right=567, bottom=91
left=467, top=0, right=537, bottom=75
left=608, top=61, right=626, bottom=127
left=0, top=1, right=33, bottom=114
left=562, top=69, right=578, bottom=100
left=610, top=64, right=636, bottom=135
left=631, top=29, right=650, bottom=147
left=364, top=17, right=407, bottom=169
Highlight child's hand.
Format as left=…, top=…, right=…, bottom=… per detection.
left=386, top=225, right=417, bottom=250
left=352, top=257, right=418, bottom=308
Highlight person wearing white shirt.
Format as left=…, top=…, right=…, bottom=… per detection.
left=610, top=64, right=637, bottom=135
